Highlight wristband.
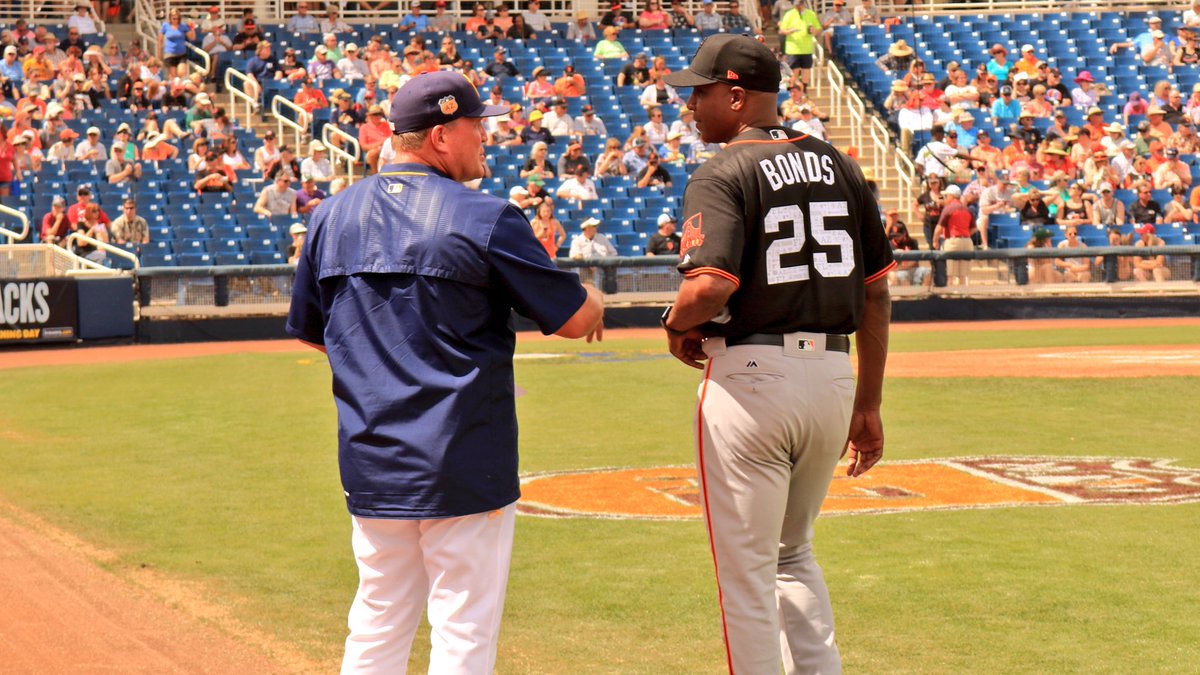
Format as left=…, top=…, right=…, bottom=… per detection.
left=660, top=305, right=687, bottom=336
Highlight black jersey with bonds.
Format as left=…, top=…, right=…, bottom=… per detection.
left=677, top=126, right=895, bottom=338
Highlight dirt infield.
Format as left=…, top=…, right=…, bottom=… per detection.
left=0, top=503, right=316, bottom=673
left=0, top=316, right=1197, bottom=672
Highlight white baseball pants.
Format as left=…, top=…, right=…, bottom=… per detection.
left=696, top=340, right=855, bottom=675
left=340, top=504, right=517, bottom=675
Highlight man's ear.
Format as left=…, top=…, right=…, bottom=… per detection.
left=729, top=87, right=748, bottom=111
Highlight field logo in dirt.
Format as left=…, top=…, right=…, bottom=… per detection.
left=517, top=457, right=1200, bottom=520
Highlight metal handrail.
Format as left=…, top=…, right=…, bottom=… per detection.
left=0, top=203, right=31, bottom=244
left=186, top=43, right=211, bottom=77
left=271, top=94, right=309, bottom=154
left=63, top=232, right=140, bottom=272
left=134, top=0, right=159, bottom=52
left=224, top=67, right=259, bottom=129
left=321, top=124, right=362, bottom=184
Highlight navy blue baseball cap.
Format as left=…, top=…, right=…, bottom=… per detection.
left=388, top=71, right=510, bottom=134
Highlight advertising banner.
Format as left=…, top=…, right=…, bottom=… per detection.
left=0, top=278, right=77, bottom=344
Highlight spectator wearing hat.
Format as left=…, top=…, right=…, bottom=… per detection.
left=1152, top=147, right=1191, bottom=190
left=568, top=11, right=598, bottom=41
left=45, top=128, right=78, bottom=163
left=876, top=39, right=915, bottom=76
left=554, top=65, right=587, bottom=98
left=1121, top=92, right=1149, bottom=128
left=67, top=185, right=110, bottom=226
left=885, top=215, right=930, bottom=286
left=600, top=0, right=635, bottom=29
left=295, top=175, right=327, bottom=216
left=68, top=3, right=99, bottom=35
left=1089, top=182, right=1125, bottom=227
left=556, top=141, right=591, bottom=177
left=1, top=46, right=24, bottom=96
left=1023, top=227, right=1061, bottom=283
left=644, top=213, right=681, bottom=256
left=634, top=148, right=671, bottom=189
left=1110, top=16, right=1163, bottom=56
left=542, top=98, right=578, bottom=138
left=1066, top=71, right=1100, bottom=112
left=569, top=217, right=617, bottom=287
left=265, top=144, right=300, bottom=182
left=932, top=185, right=975, bottom=285
left=911, top=72, right=943, bottom=110
left=74, top=125, right=105, bottom=162
left=692, top=0, right=721, bottom=30
left=1168, top=118, right=1200, bottom=155
left=300, top=141, right=333, bottom=183
left=486, top=115, right=520, bottom=146
left=1133, top=224, right=1172, bottom=281
left=819, top=0, right=851, bottom=52
left=576, top=104, right=609, bottom=137
left=357, top=105, right=392, bottom=174
left=1142, top=29, right=1172, bottom=68
left=307, top=45, right=340, bottom=84
left=255, top=173, right=299, bottom=217
left=520, top=110, right=554, bottom=145
left=292, top=78, right=328, bottom=128
left=593, top=26, right=628, bottom=59
left=399, top=2, right=429, bottom=32
left=524, top=66, right=556, bottom=102
left=618, top=52, right=651, bottom=88
left=556, top=165, right=599, bottom=203
left=659, top=130, right=687, bottom=165
left=318, top=5, right=350, bottom=33
left=142, top=133, right=178, bottom=162
left=1174, top=27, right=1200, bottom=65
left=914, top=125, right=965, bottom=179
left=22, top=45, right=54, bottom=83
left=284, top=222, right=307, bottom=265
left=337, top=43, right=369, bottom=82
left=482, top=46, right=518, bottom=79
left=231, top=17, right=263, bottom=52
left=40, top=196, right=71, bottom=245
left=984, top=44, right=1011, bottom=83
left=1145, top=105, right=1174, bottom=141
left=792, top=105, right=827, bottom=141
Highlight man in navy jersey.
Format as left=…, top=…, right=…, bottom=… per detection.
left=661, top=34, right=894, bottom=674
left=287, top=71, right=604, bottom=674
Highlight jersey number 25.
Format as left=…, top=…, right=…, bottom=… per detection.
left=764, top=201, right=855, bottom=285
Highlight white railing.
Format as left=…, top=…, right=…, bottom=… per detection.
left=271, top=94, right=308, bottom=154
left=825, top=50, right=917, bottom=224
left=63, top=232, right=141, bottom=273
left=135, top=0, right=159, bottom=52
left=321, top=124, right=362, bottom=184
left=225, top=67, right=259, bottom=128
left=0, top=203, right=30, bottom=244
left=812, top=0, right=1186, bottom=15
left=187, top=43, right=211, bottom=77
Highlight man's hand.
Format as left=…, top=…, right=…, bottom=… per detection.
left=667, top=328, right=707, bottom=369
left=843, top=408, right=883, bottom=476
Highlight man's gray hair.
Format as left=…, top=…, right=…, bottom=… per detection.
left=392, top=128, right=431, bottom=153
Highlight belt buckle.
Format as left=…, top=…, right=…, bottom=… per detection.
left=782, top=331, right=826, bottom=359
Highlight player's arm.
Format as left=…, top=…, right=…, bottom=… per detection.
left=555, top=284, right=605, bottom=343
left=664, top=273, right=737, bottom=369
left=845, top=276, right=889, bottom=477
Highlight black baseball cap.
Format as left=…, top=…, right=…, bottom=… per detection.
left=388, top=71, right=509, bottom=134
left=663, top=34, right=780, bottom=93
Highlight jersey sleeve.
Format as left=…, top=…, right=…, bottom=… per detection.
left=676, top=175, right=745, bottom=288
left=488, top=205, right=589, bottom=335
left=285, top=229, right=326, bottom=345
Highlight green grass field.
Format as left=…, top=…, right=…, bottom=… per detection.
left=2, top=323, right=1199, bottom=673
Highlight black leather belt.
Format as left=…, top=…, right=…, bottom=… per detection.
left=725, top=333, right=851, bottom=353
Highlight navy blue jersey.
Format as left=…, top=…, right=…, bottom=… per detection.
left=288, top=163, right=588, bottom=519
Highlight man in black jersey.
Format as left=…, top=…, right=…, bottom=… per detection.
left=661, top=34, right=894, bottom=674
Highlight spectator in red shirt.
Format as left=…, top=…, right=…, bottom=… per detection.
left=40, top=196, right=71, bottom=244
left=358, top=104, right=392, bottom=174
left=933, top=184, right=977, bottom=286
left=67, top=185, right=111, bottom=226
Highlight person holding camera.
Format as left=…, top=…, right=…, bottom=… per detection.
left=635, top=150, right=672, bottom=189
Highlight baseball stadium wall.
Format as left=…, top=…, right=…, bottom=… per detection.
left=4, top=248, right=1197, bottom=346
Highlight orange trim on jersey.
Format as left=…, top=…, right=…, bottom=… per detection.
left=378, top=171, right=428, bottom=176
left=864, top=260, right=898, bottom=285
left=684, top=267, right=741, bottom=288
left=696, top=360, right=736, bottom=675
left=725, top=134, right=810, bottom=147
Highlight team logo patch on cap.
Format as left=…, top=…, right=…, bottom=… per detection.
left=726, top=70, right=739, bottom=80
left=680, top=213, right=705, bottom=254
left=438, top=95, right=458, bottom=115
